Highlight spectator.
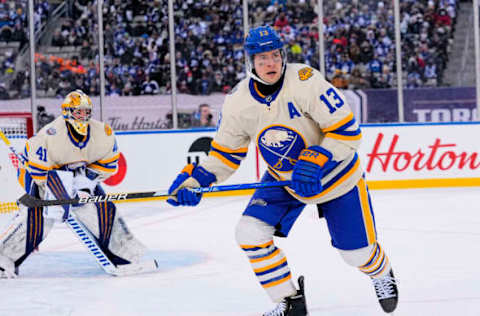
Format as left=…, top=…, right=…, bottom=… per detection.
left=191, top=103, right=214, bottom=128
left=331, top=70, right=349, bottom=89
left=0, top=83, right=9, bottom=99
left=8, top=0, right=457, bottom=97
left=36, top=105, right=55, bottom=131
left=274, top=12, right=289, bottom=30
left=141, top=75, right=160, bottom=95
left=424, top=59, right=438, bottom=87
left=349, top=67, right=370, bottom=89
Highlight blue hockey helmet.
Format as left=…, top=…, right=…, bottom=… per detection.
left=244, top=26, right=286, bottom=85
left=244, top=25, right=284, bottom=56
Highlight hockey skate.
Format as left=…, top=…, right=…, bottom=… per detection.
left=372, top=269, right=398, bottom=313
left=263, top=276, right=308, bottom=316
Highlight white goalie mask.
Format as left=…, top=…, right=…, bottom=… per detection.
left=61, top=90, right=93, bottom=135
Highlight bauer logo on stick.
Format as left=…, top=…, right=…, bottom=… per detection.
left=78, top=193, right=128, bottom=204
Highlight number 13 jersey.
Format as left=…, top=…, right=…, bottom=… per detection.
left=201, top=63, right=364, bottom=204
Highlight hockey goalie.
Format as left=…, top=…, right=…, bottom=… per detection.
left=0, top=90, right=155, bottom=278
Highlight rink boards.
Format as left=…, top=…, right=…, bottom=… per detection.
left=105, top=122, right=480, bottom=195
left=1, top=122, right=479, bottom=205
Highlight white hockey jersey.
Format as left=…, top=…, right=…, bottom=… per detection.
left=201, top=63, right=363, bottom=204
left=19, top=116, right=119, bottom=190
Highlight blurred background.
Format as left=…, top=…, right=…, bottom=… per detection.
left=0, top=0, right=479, bottom=132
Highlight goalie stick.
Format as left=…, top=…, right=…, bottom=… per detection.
left=0, top=128, right=158, bottom=276
left=17, top=180, right=292, bottom=208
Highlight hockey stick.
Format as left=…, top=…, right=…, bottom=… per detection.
left=17, top=180, right=292, bottom=208
left=0, top=128, right=158, bottom=276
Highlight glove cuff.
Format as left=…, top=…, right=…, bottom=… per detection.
left=192, top=165, right=217, bottom=187
left=179, top=163, right=216, bottom=188
left=298, top=146, right=332, bottom=167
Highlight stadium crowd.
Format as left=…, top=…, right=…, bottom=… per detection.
left=0, top=0, right=54, bottom=99
left=0, top=0, right=460, bottom=100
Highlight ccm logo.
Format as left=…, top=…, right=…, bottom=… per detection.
left=79, top=193, right=128, bottom=203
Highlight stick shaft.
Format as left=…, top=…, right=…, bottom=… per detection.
left=18, top=180, right=292, bottom=208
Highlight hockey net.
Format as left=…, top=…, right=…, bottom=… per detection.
left=0, top=112, right=33, bottom=217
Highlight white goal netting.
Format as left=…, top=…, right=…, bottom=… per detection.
left=0, top=113, right=33, bottom=218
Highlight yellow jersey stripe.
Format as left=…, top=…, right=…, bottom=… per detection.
left=325, top=132, right=362, bottom=141
left=322, top=112, right=354, bottom=133
left=97, top=153, right=120, bottom=164
left=211, top=141, right=248, bottom=154
left=89, top=164, right=117, bottom=173
left=28, top=160, right=50, bottom=171
left=209, top=151, right=239, bottom=170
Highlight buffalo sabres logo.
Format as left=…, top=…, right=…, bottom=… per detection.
left=257, top=125, right=306, bottom=172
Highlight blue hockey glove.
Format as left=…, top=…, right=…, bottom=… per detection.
left=291, top=146, right=332, bottom=197
left=167, top=163, right=216, bottom=207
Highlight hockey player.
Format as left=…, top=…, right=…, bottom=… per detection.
left=167, top=26, right=398, bottom=315
left=0, top=90, right=149, bottom=278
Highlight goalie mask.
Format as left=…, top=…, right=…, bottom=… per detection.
left=61, top=90, right=93, bottom=135
left=244, top=25, right=287, bottom=85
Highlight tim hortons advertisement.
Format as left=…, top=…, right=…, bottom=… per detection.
left=358, top=123, right=480, bottom=189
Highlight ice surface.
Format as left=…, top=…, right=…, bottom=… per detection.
left=0, top=187, right=479, bottom=316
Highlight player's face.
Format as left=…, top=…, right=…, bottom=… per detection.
left=254, top=49, right=283, bottom=84
left=72, top=108, right=92, bottom=122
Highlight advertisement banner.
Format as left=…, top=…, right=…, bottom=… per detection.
left=364, top=87, right=478, bottom=123
left=358, top=123, right=480, bottom=188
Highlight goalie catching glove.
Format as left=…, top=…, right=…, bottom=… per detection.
left=167, top=163, right=216, bottom=206
left=290, top=145, right=333, bottom=197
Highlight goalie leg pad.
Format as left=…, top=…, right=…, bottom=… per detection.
left=0, top=253, right=16, bottom=278
left=108, top=216, right=146, bottom=264
left=235, top=215, right=296, bottom=303
left=0, top=206, right=54, bottom=269
left=73, top=198, right=146, bottom=265
left=44, top=170, right=75, bottom=221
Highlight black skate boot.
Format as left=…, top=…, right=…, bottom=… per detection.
left=372, top=269, right=398, bottom=313
left=263, top=276, right=308, bottom=316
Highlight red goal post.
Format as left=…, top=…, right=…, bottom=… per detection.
left=0, top=112, right=34, bottom=215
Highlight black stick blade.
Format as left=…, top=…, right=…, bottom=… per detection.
left=17, top=193, right=42, bottom=208
left=17, top=194, right=77, bottom=207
